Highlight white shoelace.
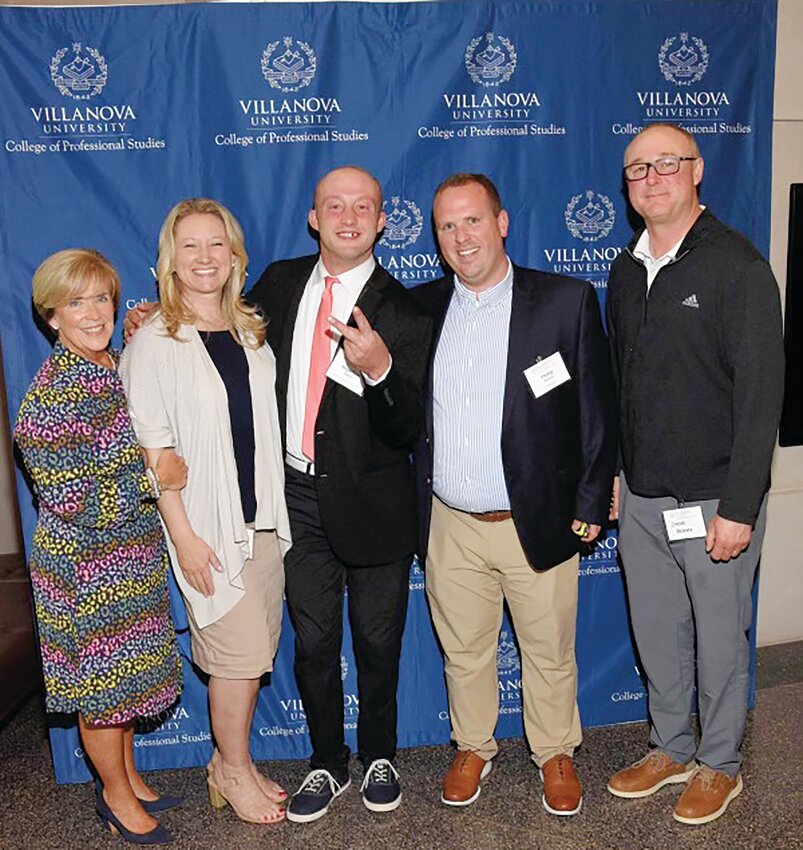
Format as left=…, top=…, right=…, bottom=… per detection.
left=296, top=769, right=342, bottom=796
left=360, top=759, right=399, bottom=791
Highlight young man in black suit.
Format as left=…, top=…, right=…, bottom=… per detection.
left=248, top=166, right=431, bottom=822
left=414, top=174, right=616, bottom=816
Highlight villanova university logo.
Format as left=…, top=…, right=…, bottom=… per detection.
left=564, top=191, right=616, bottom=243
left=465, top=32, right=517, bottom=87
left=261, top=36, right=317, bottom=92
left=497, top=631, right=521, bottom=674
left=379, top=197, right=424, bottom=250
left=658, top=32, right=709, bottom=86
left=50, top=43, right=107, bottom=100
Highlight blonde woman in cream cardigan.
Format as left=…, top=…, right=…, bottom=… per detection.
left=121, top=198, right=291, bottom=826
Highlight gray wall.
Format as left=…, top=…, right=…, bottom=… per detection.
left=759, top=0, right=803, bottom=645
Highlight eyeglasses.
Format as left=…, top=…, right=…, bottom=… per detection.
left=623, top=156, right=698, bottom=182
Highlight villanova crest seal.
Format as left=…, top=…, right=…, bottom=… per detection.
left=262, top=36, right=317, bottom=93
left=50, top=43, right=107, bottom=100
left=496, top=631, right=521, bottom=674
left=408, top=556, right=425, bottom=591
left=565, top=191, right=616, bottom=243
left=465, top=33, right=517, bottom=88
left=658, top=32, right=709, bottom=87
left=379, top=197, right=424, bottom=250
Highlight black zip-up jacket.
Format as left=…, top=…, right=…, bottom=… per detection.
left=606, top=209, right=784, bottom=525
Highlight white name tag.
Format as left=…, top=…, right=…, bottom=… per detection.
left=326, top=347, right=364, bottom=396
left=246, top=527, right=255, bottom=560
left=663, top=506, right=707, bottom=541
left=524, top=352, right=571, bottom=398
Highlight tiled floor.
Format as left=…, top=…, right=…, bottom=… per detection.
left=0, top=643, right=800, bottom=850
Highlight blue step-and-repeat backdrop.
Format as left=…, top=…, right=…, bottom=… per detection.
left=0, top=0, right=776, bottom=783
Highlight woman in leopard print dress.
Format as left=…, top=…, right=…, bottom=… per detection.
left=14, top=249, right=185, bottom=843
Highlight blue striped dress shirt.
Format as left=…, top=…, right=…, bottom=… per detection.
left=432, top=259, right=513, bottom=513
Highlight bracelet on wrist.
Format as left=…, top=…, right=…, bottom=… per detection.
left=145, top=466, right=162, bottom=500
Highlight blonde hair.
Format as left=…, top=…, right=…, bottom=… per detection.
left=32, top=248, right=120, bottom=322
left=155, top=198, right=264, bottom=347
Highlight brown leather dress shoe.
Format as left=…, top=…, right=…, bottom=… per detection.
left=673, top=765, right=743, bottom=825
left=607, top=750, right=696, bottom=798
left=441, top=750, right=492, bottom=807
left=540, top=754, right=582, bottom=816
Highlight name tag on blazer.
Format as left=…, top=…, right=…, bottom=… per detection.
left=326, top=347, right=365, bottom=396
left=524, top=352, right=571, bottom=398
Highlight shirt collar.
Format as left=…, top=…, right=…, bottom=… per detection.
left=315, top=254, right=376, bottom=299
left=632, top=229, right=685, bottom=265
left=453, top=257, right=513, bottom=307
left=634, top=205, right=706, bottom=263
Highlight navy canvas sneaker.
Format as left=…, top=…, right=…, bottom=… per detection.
left=286, top=769, right=351, bottom=823
left=360, top=759, right=402, bottom=812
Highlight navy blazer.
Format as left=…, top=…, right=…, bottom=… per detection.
left=413, top=265, right=617, bottom=571
left=248, top=254, right=432, bottom=567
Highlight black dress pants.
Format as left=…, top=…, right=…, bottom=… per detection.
left=283, top=466, right=410, bottom=779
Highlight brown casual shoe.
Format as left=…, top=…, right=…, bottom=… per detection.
left=608, top=750, right=696, bottom=798
left=441, top=750, right=492, bottom=807
left=673, top=765, right=743, bottom=825
left=540, top=754, right=582, bottom=816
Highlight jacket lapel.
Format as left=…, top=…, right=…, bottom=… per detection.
left=502, top=267, right=541, bottom=430
left=425, top=278, right=456, bottom=432
left=430, top=278, right=455, bottom=352
left=352, top=263, right=389, bottom=323
left=275, top=260, right=316, bottom=428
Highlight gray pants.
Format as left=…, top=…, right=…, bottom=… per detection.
left=618, top=474, right=767, bottom=775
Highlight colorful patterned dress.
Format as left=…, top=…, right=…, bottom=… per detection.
left=14, top=342, right=181, bottom=725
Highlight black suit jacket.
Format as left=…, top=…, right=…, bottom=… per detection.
left=414, top=265, right=617, bottom=571
left=248, top=255, right=432, bottom=566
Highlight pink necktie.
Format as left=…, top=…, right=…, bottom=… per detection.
left=302, top=275, right=339, bottom=461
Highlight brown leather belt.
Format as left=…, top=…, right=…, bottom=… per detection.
left=469, top=510, right=513, bottom=523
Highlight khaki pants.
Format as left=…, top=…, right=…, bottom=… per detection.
left=426, top=498, right=582, bottom=766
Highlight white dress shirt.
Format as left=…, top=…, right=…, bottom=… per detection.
left=286, top=255, right=376, bottom=465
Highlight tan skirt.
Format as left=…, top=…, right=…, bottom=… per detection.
left=187, top=528, right=284, bottom=679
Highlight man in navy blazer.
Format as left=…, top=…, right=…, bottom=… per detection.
left=414, top=174, right=616, bottom=815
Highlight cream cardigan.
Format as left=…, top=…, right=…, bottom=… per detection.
left=120, top=314, right=291, bottom=628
